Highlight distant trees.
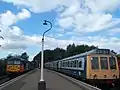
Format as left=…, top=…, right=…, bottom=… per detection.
left=6, top=54, right=13, bottom=59
left=5, top=52, right=29, bottom=61
left=33, top=43, right=98, bottom=65
left=20, top=52, right=29, bottom=61
left=0, top=59, right=7, bottom=76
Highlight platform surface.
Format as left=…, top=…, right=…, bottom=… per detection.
left=1, top=69, right=84, bottom=90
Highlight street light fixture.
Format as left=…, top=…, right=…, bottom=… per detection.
left=38, top=20, right=52, bottom=90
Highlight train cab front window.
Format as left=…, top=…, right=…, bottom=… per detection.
left=91, top=57, right=99, bottom=69
left=100, top=57, right=108, bottom=70
left=7, top=60, right=13, bottom=64
left=14, top=60, right=20, bottom=64
left=109, top=56, right=116, bottom=69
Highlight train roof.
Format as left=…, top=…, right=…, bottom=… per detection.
left=50, top=48, right=116, bottom=63
left=7, top=57, right=29, bottom=62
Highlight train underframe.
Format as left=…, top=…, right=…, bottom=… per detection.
left=86, top=79, right=117, bottom=88
left=7, top=72, right=21, bottom=78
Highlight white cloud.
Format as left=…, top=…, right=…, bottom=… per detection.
left=85, top=0, right=120, bottom=13
left=74, top=13, right=114, bottom=32
left=3, top=0, right=120, bottom=33
left=59, top=2, right=80, bottom=17
left=17, top=9, right=31, bottom=19
left=57, top=17, right=74, bottom=29
left=56, top=0, right=120, bottom=33
left=2, top=0, right=79, bottom=13
left=107, top=28, right=120, bottom=36
left=2, top=0, right=120, bottom=58
left=0, top=9, right=31, bottom=26
left=0, top=25, right=41, bottom=49
left=1, top=24, right=120, bottom=59
left=0, top=11, right=17, bottom=26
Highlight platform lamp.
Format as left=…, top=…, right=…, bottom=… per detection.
left=38, top=20, right=52, bottom=90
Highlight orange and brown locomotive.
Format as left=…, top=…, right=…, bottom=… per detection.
left=6, top=57, right=34, bottom=77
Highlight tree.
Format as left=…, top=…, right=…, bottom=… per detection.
left=6, top=54, right=13, bottom=59
left=21, top=52, right=29, bottom=61
left=111, top=50, right=117, bottom=55
left=33, top=44, right=97, bottom=64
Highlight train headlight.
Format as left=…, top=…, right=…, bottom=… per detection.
left=104, top=75, right=107, bottom=78
left=93, top=74, right=97, bottom=79
left=113, top=74, right=117, bottom=79
left=113, top=74, right=115, bottom=77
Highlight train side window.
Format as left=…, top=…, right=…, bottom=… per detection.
left=76, top=60, right=78, bottom=67
left=79, top=61, right=82, bottom=68
left=66, top=62, right=67, bottom=67
left=74, top=60, right=76, bottom=67
left=65, top=62, right=67, bottom=67
left=71, top=61, right=72, bottom=67
left=68, top=61, right=69, bottom=67
left=91, top=57, right=99, bottom=69
left=63, top=62, right=65, bottom=67
left=109, top=57, right=116, bottom=69
left=100, top=57, right=108, bottom=69
left=72, top=61, right=74, bottom=67
left=71, top=61, right=73, bottom=67
left=75, top=60, right=78, bottom=67
left=60, top=62, right=62, bottom=67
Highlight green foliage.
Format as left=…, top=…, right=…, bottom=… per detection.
left=0, top=59, right=7, bottom=76
left=20, top=52, right=29, bottom=60
left=33, top=44, right=97, bottom=66
left=6, top=54, right=13, bottom=59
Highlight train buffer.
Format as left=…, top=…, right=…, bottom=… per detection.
left=0, top=69, right=101, bottom=90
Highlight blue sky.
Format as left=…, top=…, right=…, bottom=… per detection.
left=0, top=0, right=120, bottom=61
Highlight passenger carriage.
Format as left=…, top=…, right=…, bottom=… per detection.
left=45, top=48, right=119, bottom=87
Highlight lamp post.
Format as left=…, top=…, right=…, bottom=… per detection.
left=38, top=20, right=52, bottom=90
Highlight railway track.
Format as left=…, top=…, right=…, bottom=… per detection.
left=0, top=76, right=10, bottom=85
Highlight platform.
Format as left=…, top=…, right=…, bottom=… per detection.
left=1, top=69, right=99, bottom=90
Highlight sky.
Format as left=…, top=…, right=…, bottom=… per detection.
left=0, top=0, right=120, bottom=61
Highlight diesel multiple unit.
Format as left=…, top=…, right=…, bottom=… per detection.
left=45, top=48, right=119, bottom=86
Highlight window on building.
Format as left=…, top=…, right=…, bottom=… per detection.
left=109, top=56, right=116, bottom=69
left=91, top=57, right=99, bottom=69
left=100, top=57, right=108, bottom=69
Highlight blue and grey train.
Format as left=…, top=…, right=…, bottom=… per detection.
left=45, top=48, right=119, bottom=86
